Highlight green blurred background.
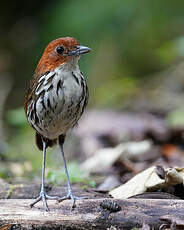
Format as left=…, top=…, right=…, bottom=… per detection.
left=1, top=0, right=184, bottom=184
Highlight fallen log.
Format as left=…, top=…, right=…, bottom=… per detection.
left=0, top=198, right=184, bottom=229
left=0, top=182, right=184, bottom=229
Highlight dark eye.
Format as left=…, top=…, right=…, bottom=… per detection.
left=56, top=46, right=65, bottom=55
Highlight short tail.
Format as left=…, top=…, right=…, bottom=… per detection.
left=35, top=132, right=57, bottom=150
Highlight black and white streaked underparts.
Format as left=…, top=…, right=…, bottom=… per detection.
left=26, top=63, right=88, bottom=140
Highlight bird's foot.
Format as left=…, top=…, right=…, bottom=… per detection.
left=30, top=191, right=60, bottom=211
left=58, top=191, right=87, bottom=209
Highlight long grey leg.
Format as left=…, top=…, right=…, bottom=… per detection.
left=58, top=136, right=86, bottom=208
left=30, top=138, right=59, bottom=211
left=60, top=143, right=73, bottom=194
left=41, top=139, right=46, bottom=194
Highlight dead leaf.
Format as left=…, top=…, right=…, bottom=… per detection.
left=81, top=140, right=151, bottom=173
left=110, top=165, right=184, bottom=199
left=0, top=224, right=12, bottom=230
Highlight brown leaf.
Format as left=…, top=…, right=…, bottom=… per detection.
left=0, top=224, right=12, bottom=230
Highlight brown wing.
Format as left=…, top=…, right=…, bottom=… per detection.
left=24, top=71, right=50, bottom=114
left=25, top=71, right=57, bottom=150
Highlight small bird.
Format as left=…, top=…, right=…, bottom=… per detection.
left=24, top=37, right=91, bottom=211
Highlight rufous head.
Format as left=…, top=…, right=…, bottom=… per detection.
left=35, top=37, right=91, bottom=76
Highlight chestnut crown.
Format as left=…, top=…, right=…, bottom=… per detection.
left=35, top=37, right=91, bottom=76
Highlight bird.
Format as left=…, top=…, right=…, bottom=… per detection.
left=24, top=37, right=91, bottom=211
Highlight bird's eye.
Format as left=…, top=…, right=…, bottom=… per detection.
left=56, top=46, right=65, bottom=55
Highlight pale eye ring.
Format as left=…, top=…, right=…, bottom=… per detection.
left=56, top=46, right=65, bottom=55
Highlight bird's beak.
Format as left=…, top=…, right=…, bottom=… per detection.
left=69, top=46, right=91, bottom=56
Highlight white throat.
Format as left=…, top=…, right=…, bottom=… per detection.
left=58, top=56, right=80, bottom=72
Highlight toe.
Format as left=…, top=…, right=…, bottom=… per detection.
left=58, top=195, right=69, bottom=203
left=42, top=196, right=49, bottom=212
left=71, top=196, right=76, bottom=209
left=30, top=196, right=42, bottom=208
